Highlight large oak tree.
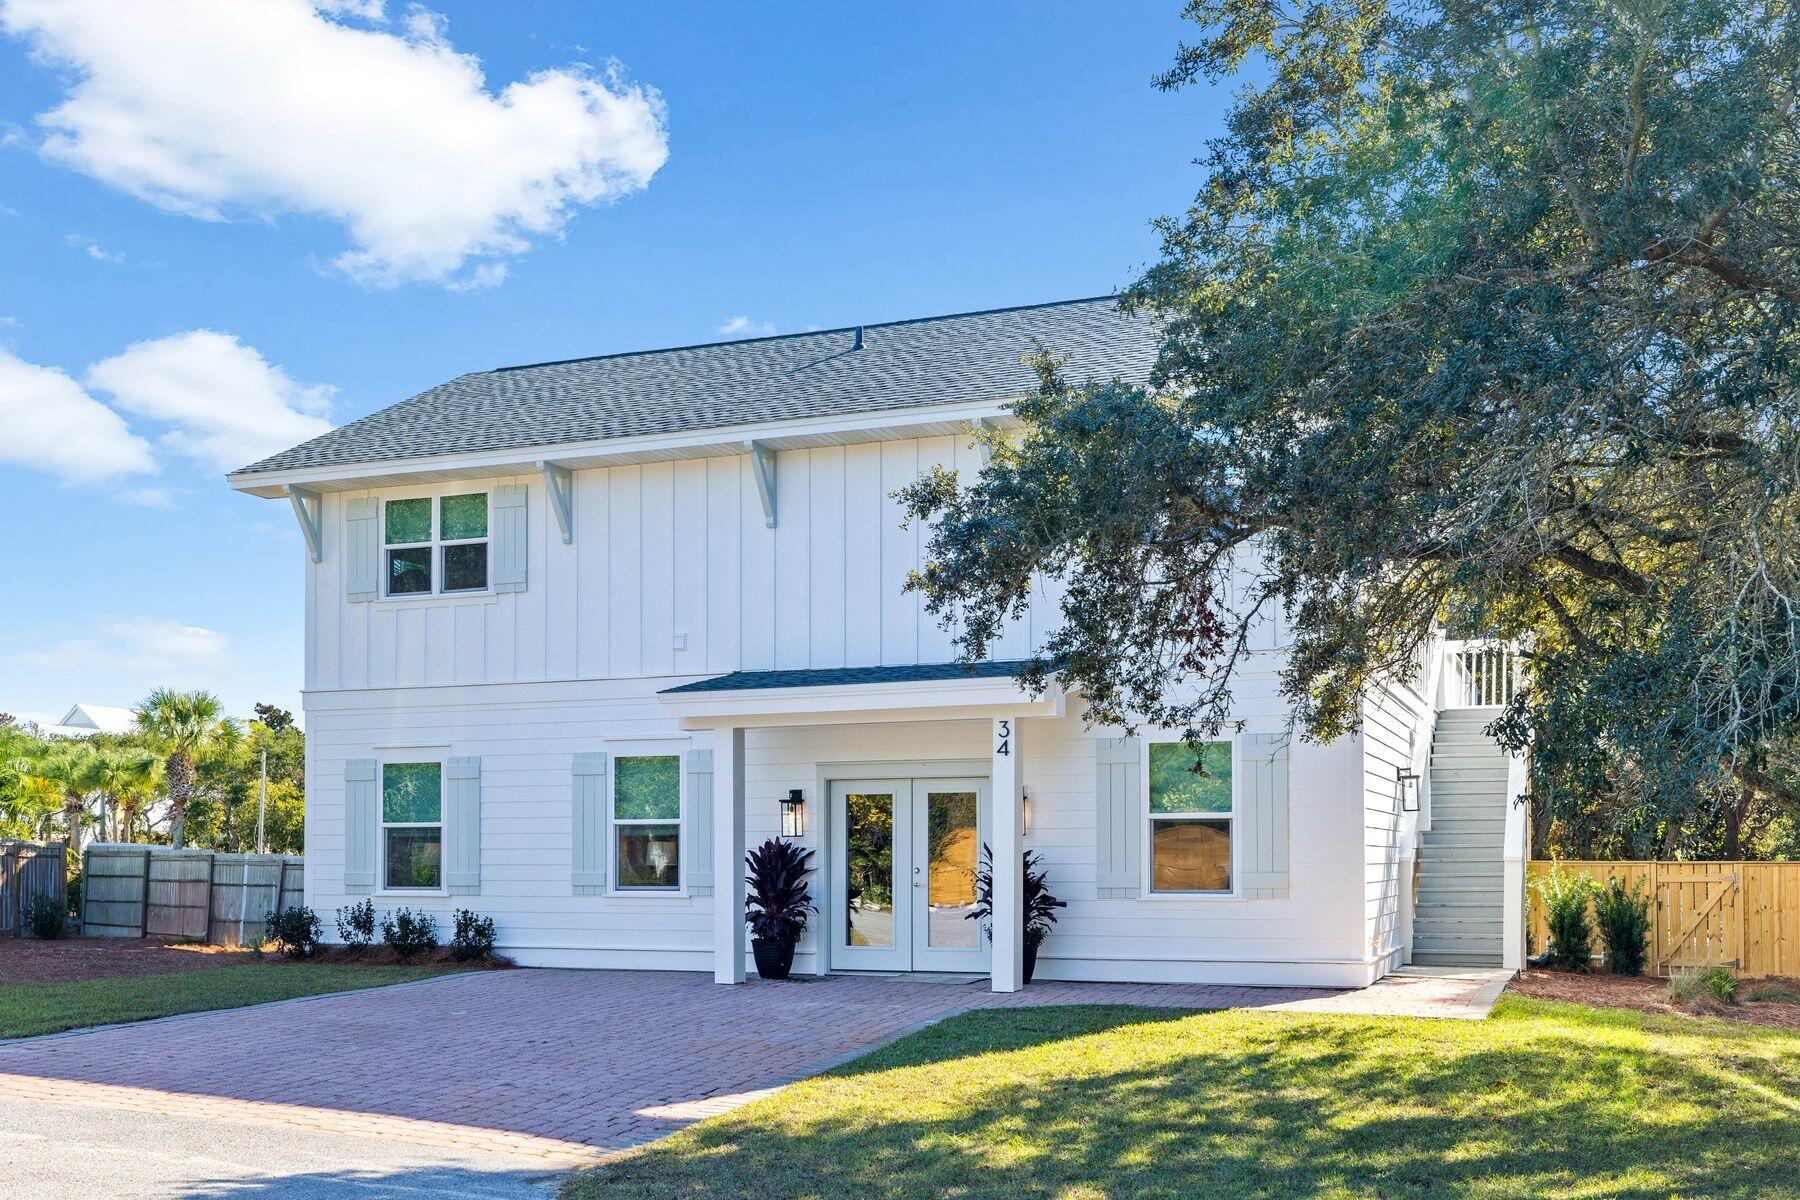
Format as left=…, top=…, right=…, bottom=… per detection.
left=904, top=0, right=1800, bottom=857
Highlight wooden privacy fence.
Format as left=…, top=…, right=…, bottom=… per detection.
left=1526, top=860, right=1800, bottom=977
left=82, top=843, right=303, bottom=946
left=0, top=841, right=67, bottom=936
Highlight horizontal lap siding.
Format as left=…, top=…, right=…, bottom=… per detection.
left=1360, top=676, right=1433, bottom=965
left=304, top=682, right=1369, bottom=979
left=309, top=434, right=1042, bottom=692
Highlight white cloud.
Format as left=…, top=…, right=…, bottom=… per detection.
left=86, top=330, right=335, bottom=472
left=0, top=0, right=669, bottom=288
left=0, top=347, right=155, bottom=484
left=717, top=315, right=777, bottom=339
left=17, top=617, right=231, bottom=673
left=64, top=232, right=123, bottom=262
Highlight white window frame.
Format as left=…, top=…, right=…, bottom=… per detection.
left=379, top=757, right=447, bottom=895
left=1142, top=732, right=1238, bottom=897
left=607, top=740, right=688, bottom=896
left=381, top=490, right=491, bottom=599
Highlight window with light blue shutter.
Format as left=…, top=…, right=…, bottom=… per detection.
left=572, top=753, right=608, bottom=894
left=1237, top=733, right=1291, bottom=898
left=346, top=499, right=378, bottom=603
left=491, top=483, right=528, bottom=592
left=444, top=757, right=481, bottom=895
left=343, top=759, right=377, bottom=893
left=1094, top=737, right=1141, bottom=898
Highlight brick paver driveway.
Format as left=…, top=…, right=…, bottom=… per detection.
left=0, top=969, right=1348, bottom=1168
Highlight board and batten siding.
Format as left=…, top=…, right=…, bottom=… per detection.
left=303, top=436, right=1053, bottom=692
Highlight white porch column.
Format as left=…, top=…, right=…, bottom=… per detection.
left=990, top=716, right=1026, bottom=993
left=713, top=726, right=747, bottom=984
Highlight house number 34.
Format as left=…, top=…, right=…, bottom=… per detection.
left=995, top=719, right=1011, bottom=756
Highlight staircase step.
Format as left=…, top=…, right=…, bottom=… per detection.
left=1423, top=830, right=1504, bottom=847
left=1413, top=930, right=1505, bottom=950
left=1417, top=869, right=1504, bottom=888
left=1426, top=817, right=1505, bottom=834
left=1411, top=948, right=1504, bottom=967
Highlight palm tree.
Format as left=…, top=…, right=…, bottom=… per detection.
left=21, top=741, right=101, bottom=847
left=134, top=689, right=238, bottom=848
left=81, top=747, right=161, bottom=842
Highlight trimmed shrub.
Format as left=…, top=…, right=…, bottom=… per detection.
left=24, top=893, right=67, bottom=939
left=265, top=905, right=322, bottom=958
left=1533, top=866, right=1598, bottom=971
left=381, top=907, right=439, bottom=958
left=450, top=908, right=497, bottom=962
left=335, top=899, right=376, bottom=951
left=1593, top=878, right=1652, bottom=976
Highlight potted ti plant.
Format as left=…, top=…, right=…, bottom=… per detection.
left=744, top=837, right=816, bottom=980
left=967, top=845, right=1066, bottom=984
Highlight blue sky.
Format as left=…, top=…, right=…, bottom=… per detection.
left=0, top=0, right=1228, bottom=727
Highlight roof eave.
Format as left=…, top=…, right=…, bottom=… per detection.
left=226, top=395, right=1024, bottom=498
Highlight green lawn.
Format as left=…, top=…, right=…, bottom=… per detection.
left=566, top=996, right=1800, bottom=1200
left=0, top=962, right=453, bottom=1040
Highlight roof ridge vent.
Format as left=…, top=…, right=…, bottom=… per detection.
left=852, top=325, right=863, bottom=351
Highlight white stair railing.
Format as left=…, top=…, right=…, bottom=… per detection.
left=1444, top=640, right=1521, bottom=707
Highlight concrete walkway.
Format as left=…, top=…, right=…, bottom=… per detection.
left=0, top=966, right=1510, bottom=1197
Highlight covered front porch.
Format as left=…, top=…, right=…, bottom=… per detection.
left=658, top=662, right=1064, bottom=993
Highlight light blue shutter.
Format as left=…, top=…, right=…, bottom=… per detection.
left=572, top=753, right=608, bottom=894
left=1095, top=737, right=1141, bottom=898
left=492, top=483, right=528, bottom=593
left=444, top=757, right=481, bottom=895
left=346, top=498, right=378, bottom=603
left=344, top=759, right=376, bottom=893
left=1238, top=733, right=1290, bottom=898
left=685, top=748, right=714, bottom=895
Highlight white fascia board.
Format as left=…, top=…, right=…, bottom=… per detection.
left=661, top=676, right=1063, bottom=729
left=227, top=397, right=1023, bottom=499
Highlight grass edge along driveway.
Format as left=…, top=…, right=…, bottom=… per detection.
left=566, top=996, right=1800, bottom=1200
left=0, top=962, right=455, bottom=1040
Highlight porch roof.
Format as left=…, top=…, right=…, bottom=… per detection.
left=658, top=660, right=1034, bottom=694
left=657, top=660, right=1061, bottom=727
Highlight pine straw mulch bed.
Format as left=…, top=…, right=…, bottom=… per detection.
left=296, top=944, right=514, bottom=970
left=1508, top=967, right=1800, bottom=1030
left=0, top=937, right=254, bottom=985
left=0, top=938, right=514, bottom=985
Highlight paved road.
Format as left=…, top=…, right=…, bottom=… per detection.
left=0, top=1093, right=564, bottom=1199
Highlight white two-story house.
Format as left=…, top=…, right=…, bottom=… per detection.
left=228, top=297, right=1526, bottom=991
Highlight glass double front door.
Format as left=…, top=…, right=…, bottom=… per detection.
left=830, top=777, right=990, bottom=973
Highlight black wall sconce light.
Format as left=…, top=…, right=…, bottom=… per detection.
left=1396, top=767, right=1421, bottom=813
left=781, top=788, right=806, bottom=838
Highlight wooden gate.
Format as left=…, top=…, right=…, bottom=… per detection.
left=1526, top=861, right=1788, bottom=976
left=1654, top=868, right=1741, bottom=973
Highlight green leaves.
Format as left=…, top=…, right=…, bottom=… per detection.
left=907, top=0, right=1800, bottom=851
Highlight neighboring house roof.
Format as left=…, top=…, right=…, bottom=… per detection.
left=230, top=296, right=1159, bottom=479
left=43, top=703, right=137, bottom=739
left=659, top=661, right=1035, bottom=693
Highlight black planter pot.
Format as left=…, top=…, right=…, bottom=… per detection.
left=1024, top=938, right=1040, bottom=985
left=752, top=937, right=796, bottom=980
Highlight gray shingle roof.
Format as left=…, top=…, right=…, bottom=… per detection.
left=232, top=297, right=1158, bottom=477
left=659, top=660, right=1035, bottom=694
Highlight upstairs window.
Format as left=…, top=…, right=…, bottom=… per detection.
left=384, top=494, right=488, bottom=596
left=1147, top=739, right=1234, bottom=893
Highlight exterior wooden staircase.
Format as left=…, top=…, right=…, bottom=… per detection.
left=1413, top=707, right=1510, bottom=966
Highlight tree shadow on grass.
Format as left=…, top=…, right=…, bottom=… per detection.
left=568, top=1002, right=1800, bottom=1200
